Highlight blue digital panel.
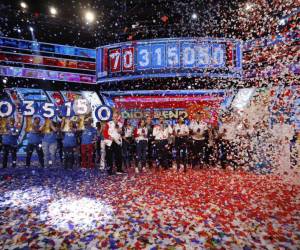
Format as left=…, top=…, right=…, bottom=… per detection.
left=211, top=44, right=225, bottom=67
left=137, top=45, right=151, bottom=70
left=166, top=43, right=180, bottom=68
left=236, top=43, right=242, bottom=69
left=196, top=44, right=210, bottom=68
left=151, top=44, right=166, bottom=69
left=181, top=43, right=196, bottom=68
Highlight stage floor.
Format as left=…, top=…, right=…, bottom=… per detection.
left=0, top=167, right=300, bottom=249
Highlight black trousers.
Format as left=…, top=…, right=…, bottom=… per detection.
left=122, top=138, right=133, bottom=167
left=155, top=139, right=170, bottom=169
left=3, top=144, right=17, bottom=168
left=106, top=141, right=123, bottom=174
left=191, top=139, right=207, bottom=167
left=175, top=137, right=188, bottom=171
left=26, top=143, right=44, bottom=168
left=63, top=146, right=75, bottom=169
left=147, top=139, right=154, bottom=167
left=96, top=139, right=101, bottom=163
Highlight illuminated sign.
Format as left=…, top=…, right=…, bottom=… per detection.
left=96, top=38, right=242, bottom=83
left=0, top=52, right=95, bottom=71
left=0, top=37, right=95, bottom=58
left=0, top=65, right=96, bottom=84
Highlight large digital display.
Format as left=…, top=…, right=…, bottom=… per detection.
left=96, top=38, right=242, bottom=83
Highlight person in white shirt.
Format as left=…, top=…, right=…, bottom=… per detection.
left=122, top=119, right=134, bottom=169
left=174, top=115, right=189, bottom=172
left=103, top=110, right=125, bottom=175
left=189, top=112, right=208, bottom=169
left=153, top=116, right=173, bottom=169
left=134, top=118, right=148, bottom=173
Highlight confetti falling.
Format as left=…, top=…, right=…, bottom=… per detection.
left=0, top=167, right=300, bottom=249
left=0, top=0, right=299, bottom=248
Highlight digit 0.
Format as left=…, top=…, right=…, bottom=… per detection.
left=122, top=47, right=134, bottom=71
left=95, top=105, right=112, bottom=121
left=0, top=100, right=14, bottom=117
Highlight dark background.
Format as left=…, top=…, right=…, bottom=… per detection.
left=0, top=0, right=259, bottom=48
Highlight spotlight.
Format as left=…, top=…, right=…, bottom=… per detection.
left=20, top=1, right=27, bottom=9
left=29, top=26, right=34, bottom=32
left=3, top=78, right=8, bottom=84
left=49, top=6, right=57, bottom=16
left=85, top=11, right=95, bottom=23
left=191, top=13, right=198, bottom=20
left=40, top=197, right=114, bottom=231
left=17, top=28, right=21, bottom=33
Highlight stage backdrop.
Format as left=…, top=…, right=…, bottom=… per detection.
left=100, top=90, right=234, bottom=125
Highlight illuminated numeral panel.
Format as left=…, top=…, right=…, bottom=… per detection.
left=122, top=47, right=135, bottom=71
left=96, top=38, right=242, bottom=83
left=109, top=48, right=121, bottom=72
left=1, top=100, right=112, bottom=121
left=137, top=45, right=151, bottom=70
left=151, top=44, right=166, bottom=69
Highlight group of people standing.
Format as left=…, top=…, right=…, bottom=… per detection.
left=1, top=109, right=299, bottom=174
left=0, top=115, right=99, bottom=170
left=101, top=110, right=257, bottom=174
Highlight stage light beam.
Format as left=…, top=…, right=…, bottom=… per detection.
left=40, top=197, right=114, bottom=231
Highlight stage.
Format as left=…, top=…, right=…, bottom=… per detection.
left=1, top=167, right=299, bottom=249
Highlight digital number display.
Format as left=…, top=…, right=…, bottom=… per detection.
left=3, top=100, right=111, bottom=121
left=96, top=38, right=242, bottom=83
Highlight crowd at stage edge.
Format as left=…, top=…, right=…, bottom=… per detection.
left=1, top=109, right=299, bottom=175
